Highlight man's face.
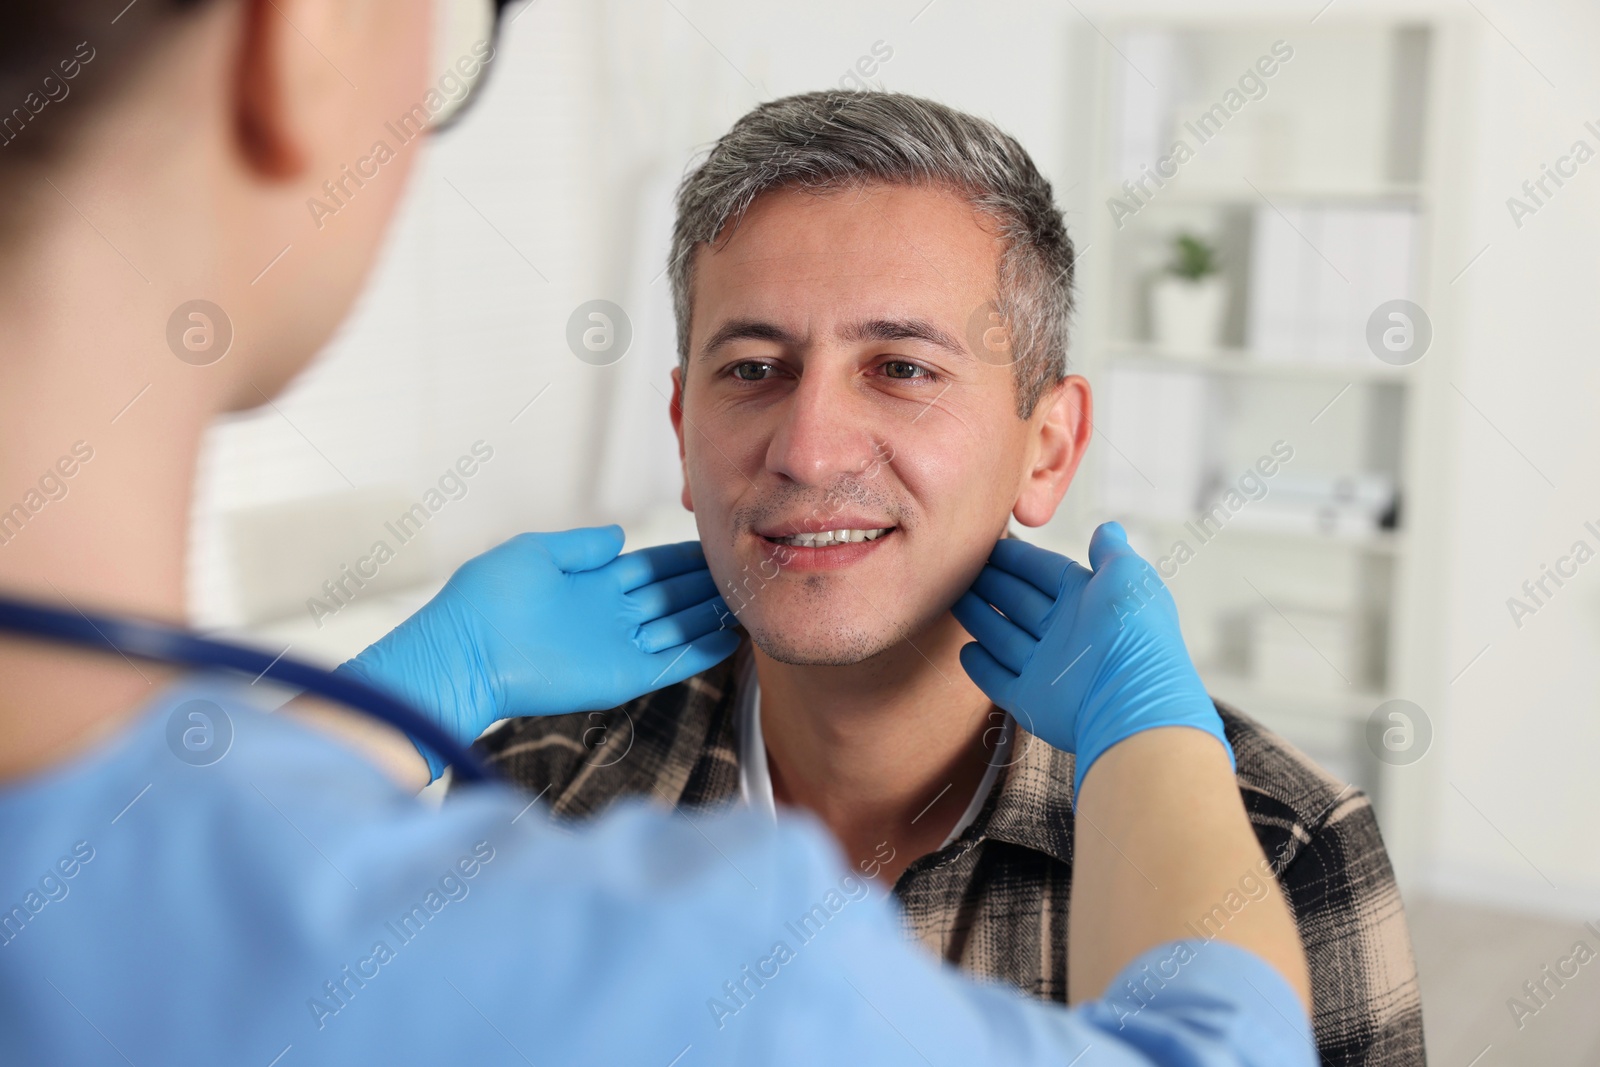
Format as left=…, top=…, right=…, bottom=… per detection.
left=671, top=182, right=1074, bottom=665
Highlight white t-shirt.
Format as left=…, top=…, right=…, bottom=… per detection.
left=734, top=652, right=1013, bottom=851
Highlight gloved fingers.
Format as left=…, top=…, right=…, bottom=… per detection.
left=958, top=640, right=1016, bottom=708
left=634, top=595, right=738, bottom=654
left=987, top=537, right=1076, bottom=599
left=640, top=629, right=742, bottom=690
left=524, top=525, right=626, bottom=573
left=606, top=540, right=712, bottom=593
left=952, top=591, right=1035, bottom=675
left=625, top=568, right=719, bottom=622
left=1087, top=520, right=1137, bottom=572
left=970, top=564, right=1054, bottom=639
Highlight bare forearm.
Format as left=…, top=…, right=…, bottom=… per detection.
left=1067, top=727, right=1311, bottom=1013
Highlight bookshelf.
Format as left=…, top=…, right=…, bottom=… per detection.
left=1108, top=342, right=1410, bottom=385
left=1045, top=16, right=1470, bottom=880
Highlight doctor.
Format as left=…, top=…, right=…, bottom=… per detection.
left=0, top=1, right=1312, bottom=1064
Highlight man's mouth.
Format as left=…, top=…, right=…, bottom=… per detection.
left=764, top=527, right=893, bottom=548
left=751, top=518, right=900, bottom=571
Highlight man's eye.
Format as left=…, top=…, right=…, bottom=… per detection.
left=732, top=362, right=773, bottom=381
left=883, top=360, right=932, bottom=380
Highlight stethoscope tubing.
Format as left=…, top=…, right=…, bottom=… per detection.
left=0, top=594, right=496, bottom=784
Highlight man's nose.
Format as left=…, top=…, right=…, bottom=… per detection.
left=763, top=365, right=885, bottom=487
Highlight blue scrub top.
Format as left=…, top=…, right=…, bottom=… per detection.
left=0, top=676, right=1314, bottom=1066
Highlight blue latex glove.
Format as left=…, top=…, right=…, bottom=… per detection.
left=952, top=522, right=1233, bottom=799
left=338, top=526, right=739, bottom=780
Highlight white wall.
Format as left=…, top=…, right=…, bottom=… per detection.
left=1420, top=2, right=1600, bottom=915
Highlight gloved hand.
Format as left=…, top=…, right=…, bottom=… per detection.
left=337, top=526, right=739, bottom=781
left=951, top=522, right=1232, bottom=799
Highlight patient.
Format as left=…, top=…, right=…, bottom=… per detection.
left=474, top=90, right=1424, bottom=1064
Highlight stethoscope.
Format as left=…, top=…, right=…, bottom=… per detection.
left=0, top=594, right=495, bottom=783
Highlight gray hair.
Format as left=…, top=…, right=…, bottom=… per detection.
left=668, top=90, right=1075, bottom=419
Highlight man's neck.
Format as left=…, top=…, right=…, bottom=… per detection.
left=754, top=612, right=1001, bottom=885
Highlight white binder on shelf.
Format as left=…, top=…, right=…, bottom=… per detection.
left=1098, top=365, right=1210, bottom=520
left=1247, top=204, right=1417, bottom=363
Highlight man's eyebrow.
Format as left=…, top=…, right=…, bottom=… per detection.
left=697, top=316, right=971, bottom=362
left=698, top=319, right=802, bottom=361
left=840, top=317, right=970, bottom=358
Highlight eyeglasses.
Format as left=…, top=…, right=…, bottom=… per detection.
left=431, top=0, right=520, bottom=131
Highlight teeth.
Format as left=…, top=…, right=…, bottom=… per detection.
left=774, top=527, right=890, bottom=548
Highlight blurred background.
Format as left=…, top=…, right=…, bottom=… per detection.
left=190, top=1, right=1600, bottom=1060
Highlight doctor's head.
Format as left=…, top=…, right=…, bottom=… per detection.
left=667, top=91, right=1092, bottom=666
left=0, top=0, right=464, bottom=410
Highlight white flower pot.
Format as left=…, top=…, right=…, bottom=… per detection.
left=1151, top=276, right=1229, bottom=354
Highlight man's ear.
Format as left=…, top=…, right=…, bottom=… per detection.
left=669, top=366, right=694, bottom=512
left=1012, top=375, right=1092, bottom=527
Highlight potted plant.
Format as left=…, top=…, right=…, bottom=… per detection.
left=1150, top=232, right=1228, bottom=354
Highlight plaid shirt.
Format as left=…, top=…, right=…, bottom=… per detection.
left=471, top=638, right=1425, bottom=1065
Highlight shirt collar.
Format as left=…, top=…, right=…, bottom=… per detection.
left=955, top=721, right=1078, bottom=868
left=735, top=651, right=777, bottom=820
left=733, top=646, right=1021, bottom=854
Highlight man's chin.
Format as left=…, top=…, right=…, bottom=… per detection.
left=742, top=620, right=902, bottom=667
